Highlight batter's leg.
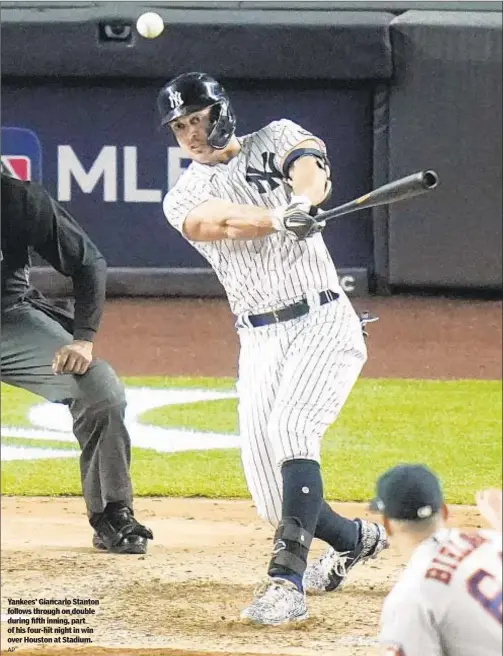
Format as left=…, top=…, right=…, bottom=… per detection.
left=315, top=501, right=359, bottom=551
left=265, top=292, right=368, bottom=583
left=266, top=457, right=324, bottom=592
left=237, top=328, right=285, bottom=526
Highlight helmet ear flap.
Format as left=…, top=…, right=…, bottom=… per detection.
left=207, top=99, right=236, bottom=150
left=208, top=103, right=221, bottom=125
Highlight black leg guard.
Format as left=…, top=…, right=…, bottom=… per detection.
left=268, top=517, right=314, bottom=578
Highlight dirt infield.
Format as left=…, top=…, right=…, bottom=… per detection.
left=0, top=499, right=493, bottom=656
left=1, top=296, right=501, bottom=655
left=94, top=295, right=502, bottom=379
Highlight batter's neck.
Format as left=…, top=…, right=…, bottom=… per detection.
left=216, top=136, right=241, bottom=163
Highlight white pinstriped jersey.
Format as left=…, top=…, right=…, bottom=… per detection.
left=163, top=119, right=341, bottom=316
left=379, top=528, right=502, bottom=656
left=162, top=117, right=366, bottom=521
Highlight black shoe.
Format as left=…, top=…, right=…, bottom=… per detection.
left=91, top=505, right=153, bottom=554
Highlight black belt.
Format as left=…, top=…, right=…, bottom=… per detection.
left=247, top=290, right=339, bottom=328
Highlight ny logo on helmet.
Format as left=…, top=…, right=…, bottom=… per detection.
left=168, top=90, right=183, bottom=110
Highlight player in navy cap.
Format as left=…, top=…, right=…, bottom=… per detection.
left=372, top=464, right=502, bottom=656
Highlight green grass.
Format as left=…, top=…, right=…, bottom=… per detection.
left=122, top=375, right=236, bottom=390
left=1, top=384, right=44, bottom=427
left=0, top=376, right=235, bottom=427
left=142, top=398, right=239, bottom=434
left=2, top=378, right=501, bottom=504
left=2, top=437, right=79, bottom=451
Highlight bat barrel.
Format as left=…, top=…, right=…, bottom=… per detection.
left=320, top=169, right=440, bottom=223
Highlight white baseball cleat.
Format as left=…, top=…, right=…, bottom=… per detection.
left=240, top=577, right=308, bottom=625
left=303, top=519, right=388, bottom=595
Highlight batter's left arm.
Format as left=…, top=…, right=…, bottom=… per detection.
left=282, top=139, right=332, bottom=207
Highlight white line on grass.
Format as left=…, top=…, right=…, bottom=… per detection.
left=2, top=387, right=240, bottom=461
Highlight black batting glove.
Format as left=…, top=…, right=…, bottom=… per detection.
left=271, top=196, right=326, bottom=241
left=283, top=206, right=325, bottom=240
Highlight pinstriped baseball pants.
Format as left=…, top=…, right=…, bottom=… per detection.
left=236, top=290, right=367, bottom=526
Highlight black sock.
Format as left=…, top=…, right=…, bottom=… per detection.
left=315, top=501, right=359, bottom=552
left=268, top=458, right=323, bottom=591
left=282, top=458, right=324, bottom=535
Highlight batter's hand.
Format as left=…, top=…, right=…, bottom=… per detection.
left=52, top=340, right=94, bottom=376
left=271, top=196, right=326, bottom=240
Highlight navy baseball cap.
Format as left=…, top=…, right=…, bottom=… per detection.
left=370, top=464, right=444, bottom=520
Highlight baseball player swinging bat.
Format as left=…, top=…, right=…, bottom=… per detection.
left=320, top=170, right=439, bottom=223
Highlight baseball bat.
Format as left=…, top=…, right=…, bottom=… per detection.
left=320, top=170, right=439, bottom=222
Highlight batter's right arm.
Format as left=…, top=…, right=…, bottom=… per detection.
left=182, top=198, right=321, bottom=242
left=183, top=199, right=276, bottom=241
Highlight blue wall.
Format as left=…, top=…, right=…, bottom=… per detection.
left=2, top=80, right=374, bottom=269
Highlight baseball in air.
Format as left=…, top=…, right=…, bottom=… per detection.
left=136, top=12, right=164, bottom=39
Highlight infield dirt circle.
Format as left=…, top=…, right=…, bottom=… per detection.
left=1, top=296, right=501, bottom=656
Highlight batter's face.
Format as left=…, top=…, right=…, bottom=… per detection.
left=169, top=106, right=219, bottom=164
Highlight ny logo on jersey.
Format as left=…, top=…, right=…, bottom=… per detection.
left=246, top=152, right=283, bottom=194
left=168, top=90, right=183, bottom=110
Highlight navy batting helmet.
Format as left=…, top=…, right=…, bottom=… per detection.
left=157, top=72, right=236, bottom=150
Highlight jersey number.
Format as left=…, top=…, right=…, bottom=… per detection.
left=466, top=552, right=503, bottom=624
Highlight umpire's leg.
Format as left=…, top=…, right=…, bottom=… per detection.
left=1, top=301, right=132, bottom=518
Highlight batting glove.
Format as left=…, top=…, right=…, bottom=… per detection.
left=271, top=195, right=326, bottom=240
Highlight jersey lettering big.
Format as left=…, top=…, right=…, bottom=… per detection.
left=380, top=528, right=502, bottom=656
left=163, top=119, right=341, bottom=316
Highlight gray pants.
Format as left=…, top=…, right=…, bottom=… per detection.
left=1, top=301, right=133, bottom=519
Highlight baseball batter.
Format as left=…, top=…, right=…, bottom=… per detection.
left=372, top=464, right=502, bottom=655
left=158, top=72, right=387, bottom=625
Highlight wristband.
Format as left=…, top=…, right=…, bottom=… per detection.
left=289, top=194, right=312, bottom=209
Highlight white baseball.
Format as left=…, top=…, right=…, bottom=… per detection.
left=136, top=12, right=164, bottom=39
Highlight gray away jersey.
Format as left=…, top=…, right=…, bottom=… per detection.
left=379, top=528, right=502, bottom=656
left=163, top=119, right=341, bottom=316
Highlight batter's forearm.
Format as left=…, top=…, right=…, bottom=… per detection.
left=184, top=199, right=277, bottom=241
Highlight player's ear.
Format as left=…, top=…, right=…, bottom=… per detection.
left=440, top=503, right=449, bottom=521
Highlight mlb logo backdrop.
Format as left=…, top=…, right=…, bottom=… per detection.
left=1, top=81, right=374, bottom=269
left=1, top=127, right=43, bottom=182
